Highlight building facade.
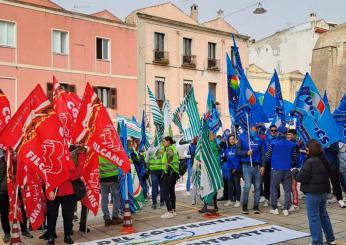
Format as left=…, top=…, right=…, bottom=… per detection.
left=126, top=3, right=249, bottom=131
left=0, top=0, right=137, bottom=119
left=249, top=13, right=336, bottom=75
left=311, top=23, right=346, bottom=110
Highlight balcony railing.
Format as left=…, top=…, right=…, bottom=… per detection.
left=207, top=58, right=220, bottom=71
left=153, top=50, right=169, bottom=65
left=182, top=54, right=196, bottom=68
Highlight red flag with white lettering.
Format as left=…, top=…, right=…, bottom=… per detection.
left=52, top=76, right=81, bottom=142
left=0, top=85, right=72, bottom=195
left=72, top=83, right=130, bottom=173
left=0, top=89, right=11, bottom=134
left=80, top=151, right=100, bottom=215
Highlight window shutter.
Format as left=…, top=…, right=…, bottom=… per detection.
left=109, top=88, right=117, bottom=109
left=47, top=82, right=53, bottom=101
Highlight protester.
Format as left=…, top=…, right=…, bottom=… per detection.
left=237, top=125, right=264, bottom=214
left=287, top=128, right=304, bottom=210
left=99, top=156, right=122, bottom=226
left=324, top=142, right=346, bottom=208
left=130, top=138, right=148, bottom=199
left=262, top=125, right=297, bottom=216
left=46, top=159, right=78, bottom=244
left=0, top=149, right=10, bottom=243
left=261, top=124, right=279, bottom=207
left=184, top=136, right=198, bottom=195
left=146, top=142, right=164, bottom=209
left=292, top=140, right=336, bottom=245
left=339, top=142, right=346, bottom=193
left=161, top=136, right=180, bottom=219
left=70, top=144, right=90, bottom=233
left=222, top=134, right=241, bottom=208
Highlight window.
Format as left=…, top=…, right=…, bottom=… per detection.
left=208, top=82, right=217, bottom=100
left=47, top=82, right=76, bottom=101
left=154, top=32, right=164, bottom=51
left=0, top=21, right=15, bottom=47
left=155, top=77, right=165, bottom=109
left=183, top=38, right=192, bottom=55
left=183, top=80, right=192, bottom=97
left=208, top=42, right=216, bottom=59
left=52, top=30, right=68, bottom=54
left=93, top=86, right=117, bottom=109
left=96, top=38, right=110, bottom=60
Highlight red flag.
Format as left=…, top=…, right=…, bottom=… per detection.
left=6, top=151, right=23, bottom=223
left=80, top=151, right=100, bottom=215
left=21, top=164, right=47, bottom=231
left=52, top=76, right=81, bottom=142
left=0, top=85, right=72, bottom=195
left=0, top=89, right=11, bottom=140
left=72, top=83, right=130, bottom=173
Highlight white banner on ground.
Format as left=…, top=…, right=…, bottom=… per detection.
left=178, top=225, right=309, bottom=245
left=78, top=216, right=265, bottom=245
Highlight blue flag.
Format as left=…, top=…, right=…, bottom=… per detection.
left=206, top=90, right=222, bottom=134
left=131, top=115, right=138, bottom=124
left=333, top=93, right=346, bottom=143
left=236, top=72, right=268, bottom=130
left=263, top=70, right=286, bottom=124
left=139, top=110, right=146, bottom=151
left=232, top=34, right=245, bottom=77
left=292, top=73, right=342, bottom=147
left=226, top=53, right=239, bottom=124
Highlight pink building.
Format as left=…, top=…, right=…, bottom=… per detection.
left=0, top=0, right=137, bottom=119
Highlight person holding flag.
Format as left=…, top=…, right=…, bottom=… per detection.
left=236, top=125, right=265, bottom=214
left=161, top=136, right=180, bottom=219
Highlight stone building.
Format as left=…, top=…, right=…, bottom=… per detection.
left=311, top=23, right=346, bottom=110
left=249, top=13, right=336, bottom=75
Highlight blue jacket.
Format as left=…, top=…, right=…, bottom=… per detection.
left=222, top=145, right=241, bottom=171
left=291, top=139, right=305, bottom=168
left=266, top=137, right=297, bottom=170
left=236, top=133, right=264, bottom=166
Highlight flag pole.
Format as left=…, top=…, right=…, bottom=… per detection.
left=245, top=112, right=253, bottom=166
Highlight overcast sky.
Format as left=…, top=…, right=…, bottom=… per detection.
left=52, top=0, right=346, bottom=40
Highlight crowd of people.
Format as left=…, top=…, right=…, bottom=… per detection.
left=1, top=123, right=346, bottom=245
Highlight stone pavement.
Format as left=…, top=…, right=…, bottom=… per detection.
left=2, top=181, right=346, bottom=245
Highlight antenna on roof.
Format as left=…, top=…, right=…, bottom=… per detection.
left=73, top=4, right=90, bottom=9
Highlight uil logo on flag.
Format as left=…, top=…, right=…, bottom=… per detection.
left=268, top=83, right=276, bottom=97
left=42, top=139, right=64, bottom=175
left=299, top=87, right=325, bottom=120
left=246, top=88, right=256, bottom=106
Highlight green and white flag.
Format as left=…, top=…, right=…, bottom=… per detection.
left=172, top=87, right=201, bottom=141
left=147, top=86, right=164, bottom=145
left=131, top=163, right=146, bottom=209
left=162, top=100, right=173, bottom=137
left=193, top=119, right=223, bottom=204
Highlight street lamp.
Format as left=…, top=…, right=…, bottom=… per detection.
left=253, top=2, right=267, bottom=14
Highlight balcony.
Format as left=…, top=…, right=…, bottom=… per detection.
left=207, top=58, right=220, bottom=71
left=153, top=50, right=169, bottom=65
left=182, top=54, right=196, bottom=68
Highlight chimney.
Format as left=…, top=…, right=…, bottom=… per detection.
left=190, top=4, right=198, bottom=22
left=309, top=13, right=317, bottom=23
left=217, top=9, right=224, bottom=19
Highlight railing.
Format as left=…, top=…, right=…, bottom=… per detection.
left=207, top=58, right=220, bottom=71
left=153, top=50, right=169, bottom=65
left=182, top=54, right=196, bottom=68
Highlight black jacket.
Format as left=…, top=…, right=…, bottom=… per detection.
left=292, top=155, right=330, bottom=194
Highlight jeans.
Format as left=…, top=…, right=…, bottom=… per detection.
left=242, top=165, right=262, bottom=207
left=271, top=170, right=291, bottom=210
left=162, top=170, right=178, bottom=211
left=186, top=158, right=193, bottom=192
left=140, top=178, right=148, bottom=199
left=100, top=181, right=120, bottom=220
left=306, top=193, right=335, bottom=245
left=340, top=171, right=346, bottom=193
left=151, top=170, right=163, bottom=205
